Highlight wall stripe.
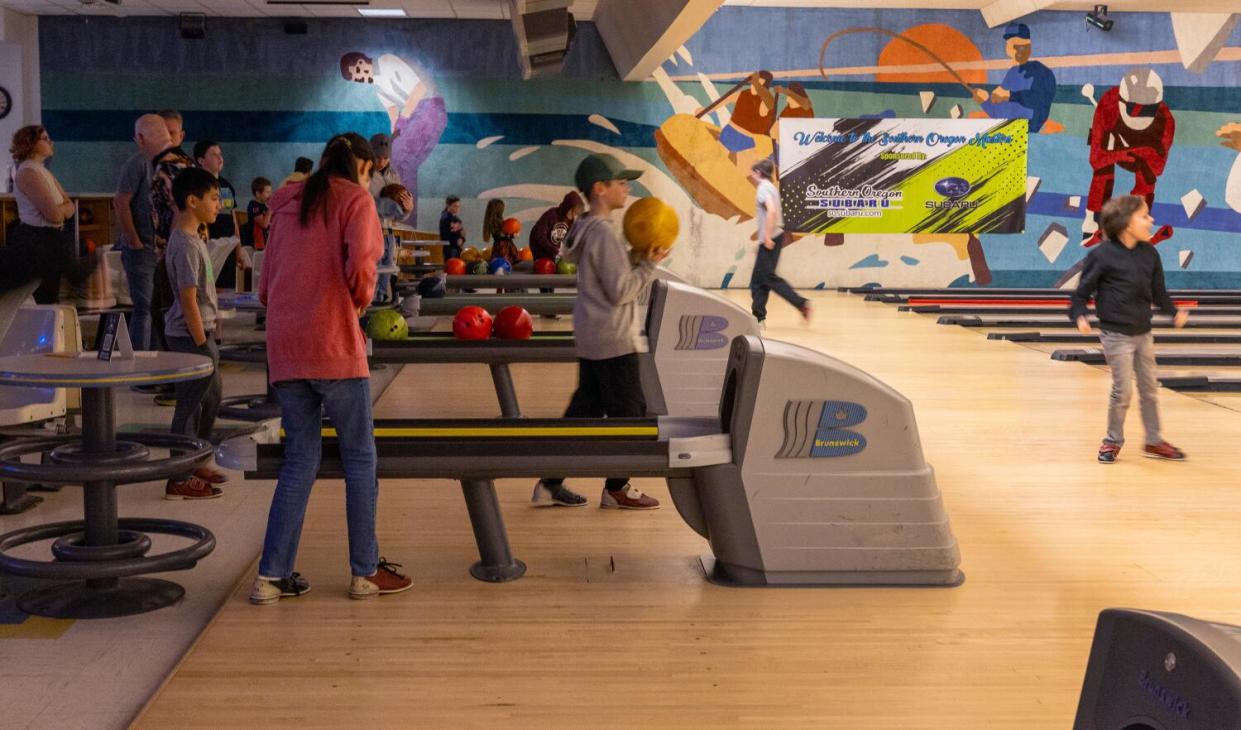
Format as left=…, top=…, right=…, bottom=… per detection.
left=41, top=110, right=659, bottom=147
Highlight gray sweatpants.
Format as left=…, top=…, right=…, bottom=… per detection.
left=1099, top=330, right=1162, bottom=447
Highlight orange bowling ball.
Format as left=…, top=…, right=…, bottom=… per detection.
left=518, top=248, right=534, bottom=262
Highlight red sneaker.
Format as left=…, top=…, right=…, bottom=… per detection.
left=349, top=559, right=413, bottom=599
left=600, top=484, right=660, bottom=510
left=1143, top=441, right=1186, bottom=461
left=164, top=476, right=223, bottom=500
left=1098, top=443, right=1120, bottom=464
left=193, top=466, right=229, bottom=485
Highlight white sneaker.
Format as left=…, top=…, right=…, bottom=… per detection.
left=531, top=480, right=588, bottom=507
left=249, top=573, right=311, bottom=606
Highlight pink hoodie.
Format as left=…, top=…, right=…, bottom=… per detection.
left=259, top=177, right=383, bottom=383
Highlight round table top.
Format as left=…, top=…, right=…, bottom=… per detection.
left=0, top=351, right=213, bottom=388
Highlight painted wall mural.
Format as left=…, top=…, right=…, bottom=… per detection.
left=35, top=8, right=1241, bottom=289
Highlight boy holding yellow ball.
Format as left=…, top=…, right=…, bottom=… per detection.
left=532, top=153, right=669, bottom=510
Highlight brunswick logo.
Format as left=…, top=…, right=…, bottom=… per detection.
left=776, top=400, right=868, bottom=458
left=675, top=315, right=730, bottom=350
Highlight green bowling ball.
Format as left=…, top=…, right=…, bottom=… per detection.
left=469, top=260, right=490, bottom=276
left=365, top=309, right=408, bottom=341
left=556, top=259, right=577, bottom=275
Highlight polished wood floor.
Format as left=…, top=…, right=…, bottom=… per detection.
left=136, top=291, right=1241, bottom=728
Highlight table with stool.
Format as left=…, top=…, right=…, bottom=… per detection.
left=0, top=351, right=217, bottom=619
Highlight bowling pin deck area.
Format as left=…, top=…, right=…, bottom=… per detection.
left=117, top=290, right=1241, bottom=728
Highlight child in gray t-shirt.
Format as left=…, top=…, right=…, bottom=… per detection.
left=162, top=168, right=227, bottom=500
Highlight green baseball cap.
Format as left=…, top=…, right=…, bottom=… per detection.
left=574, top=153, right=642, bottom=194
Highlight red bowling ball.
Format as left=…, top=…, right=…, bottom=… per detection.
left=453, top=305, right=494, bottom=341
left=493, top=306, right=533, bottom=340
left=445, top=257, right=466, bottom=275
left=533, top=257, right=557, bottom=275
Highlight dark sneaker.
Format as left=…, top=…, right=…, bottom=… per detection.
left=798, top=302, right=812, bottom=323
left=600, top=484, right=660, bottom=510
left=250, top=573, right=311, bottom=605
left=164, top=476, right=223, bottom=500
left=193, top=466, right=229, bottom=485
left=1143, top=441, right=1186, bottom=461
left=1098, top=443, right=1120, bottom=464
left=531, top=480, right=588, bottom=507
left=349, top=558, right=413, bottom=599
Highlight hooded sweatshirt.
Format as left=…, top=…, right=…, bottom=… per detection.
left=529, top=191, right=583, bottom=260
left=259, top=178, right=383, bottom=383
left=560, top=213, right=656, bottom=360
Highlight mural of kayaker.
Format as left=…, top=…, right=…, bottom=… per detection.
left=656, top=9, right=1241, bottom=288
left=34, top=9, right=1241, bottom=290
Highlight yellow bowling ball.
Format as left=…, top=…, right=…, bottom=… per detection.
left=461, top=246, right=481, bottom=263
left=623, top=197, right=679, bottom=254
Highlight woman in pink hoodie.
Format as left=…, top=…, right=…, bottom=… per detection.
left=251, top=132, right=412, bottom=605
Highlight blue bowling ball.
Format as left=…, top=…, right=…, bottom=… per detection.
left=487, top=258, right=512, bottom=275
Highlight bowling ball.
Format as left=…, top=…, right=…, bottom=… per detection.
left=417, top=275, right=446, bottom=299
left=518, top=248, right=534, bottom=262
left=493, top=306, right=533, bottom=340
left=453, top=305, right=493, bottom=341
left=556, top=259, right=577, bottom=275
left=445, top=257, right=466, bottom=275
left=501, top=217, right=522, bottom=236
left=487, top=258, right=512, bottom=275
left=83, top=238, right=97, bottom=255
left=623, top=197, right=679, bottom=254
left=366, top=309, right=408, bottom=341
left=481, top=247, right=493, bottom=261
left=379, top=183, right=409, bottom=202
left=534, top=258, right=557, bottom=275
left=469, top=260, right=490, bottom=276
left=461, top=247, right=481, bottom=263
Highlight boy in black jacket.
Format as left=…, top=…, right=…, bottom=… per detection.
left=1070, top=195, right=1188, bottom=463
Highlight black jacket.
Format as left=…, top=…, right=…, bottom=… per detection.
left=1068, top=240, right=1177, bottom=335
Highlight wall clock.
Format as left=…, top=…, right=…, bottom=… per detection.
left=0, top=87, right=11, bottom=120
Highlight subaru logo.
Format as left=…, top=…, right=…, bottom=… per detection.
left=935, top=177, right=972, bottom=199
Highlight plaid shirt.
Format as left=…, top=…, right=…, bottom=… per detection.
left=149, top=146, right=194, bottom=248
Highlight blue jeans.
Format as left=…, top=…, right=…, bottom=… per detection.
left=121, top=245, right=156, bottom=350
left=258, top=378, right=379, bottom=579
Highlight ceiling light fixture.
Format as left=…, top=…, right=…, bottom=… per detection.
left=358, top=8, right=407, bottom=17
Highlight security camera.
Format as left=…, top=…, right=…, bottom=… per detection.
left=1086, top=4, right=1113, bottom=31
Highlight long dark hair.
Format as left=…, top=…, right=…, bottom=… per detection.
left=482, top=199, right=505, bottom=243
left=299, top=132, right=375, bottom=226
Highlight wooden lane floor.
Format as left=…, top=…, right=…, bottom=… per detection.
left=137, top=290, right=1241, bottom=728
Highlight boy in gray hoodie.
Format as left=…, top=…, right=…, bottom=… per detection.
left=532, top=154, right=670, bottom=510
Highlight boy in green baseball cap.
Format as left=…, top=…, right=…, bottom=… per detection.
left=532, top=153, right=669, bottom=510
